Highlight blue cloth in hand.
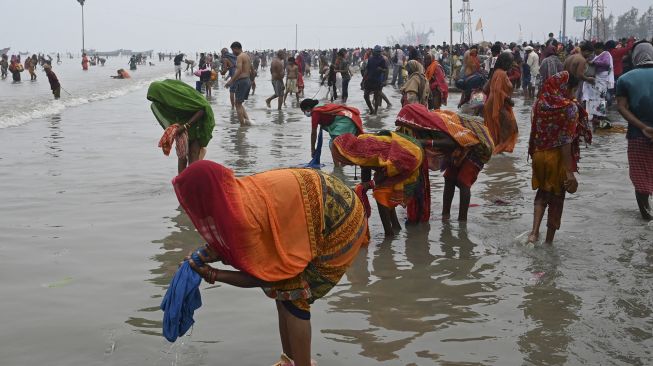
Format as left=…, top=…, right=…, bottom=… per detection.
left=160, top=260, right=202, bottom=342
left=305, top=128, right=323, bottom=169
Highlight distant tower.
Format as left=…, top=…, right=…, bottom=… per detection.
left=583, top=0, right=606, bottom=40
left=459, top=0, right=474, bottom=45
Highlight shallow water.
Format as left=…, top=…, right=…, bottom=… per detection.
left=0, top=62, right=651, bottom=366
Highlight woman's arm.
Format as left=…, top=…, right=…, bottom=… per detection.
left=310, top=127, right=317, bottom=156
left=187, top=257, right=271, bottom=288
left=176, top=110, right=205, bottom=136
left=560, top=143, right=578, bottom=193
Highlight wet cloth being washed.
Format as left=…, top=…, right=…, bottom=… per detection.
left=160, top=260, right=202, bottom=342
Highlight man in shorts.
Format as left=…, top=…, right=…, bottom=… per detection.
left=224, top=42, right=252, bottom=126
left=265, top=50, right=285, bottom=110
left=283, top=56, right=300, bottom=106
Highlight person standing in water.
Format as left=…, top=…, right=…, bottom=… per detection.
left=81, top=53, right=89, bottom=70
left=265, top=50, right=285, bottom=110
left=9, top=55, right=23, bottom=82
left=527, top=72, right=592, bottom=244
left=173, top=53, right=184, bottom=80
left=147, top=79, right=216, bottom=174
left=283, top=56, right=300, bottom=107
left=1, top=54, right=8, bottom=79
left=27, top=54, right=37, bottom=81
left=128, top=55, right=138, bottom=71
left=43, top=64, right=61, bottom=99
left=616, top=42, right=653, bottom=220
left=175, top=161, right=369, bottom=366
left=224, top=42, right=252, bottom=126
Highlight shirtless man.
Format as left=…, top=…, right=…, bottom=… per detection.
left=563, top=43, right=595, bottom=99
left=224, top=42, right=252, bottom=126
left=283, top=56, right=300, bottom=106
left=265, top=50, right=285, bottom=110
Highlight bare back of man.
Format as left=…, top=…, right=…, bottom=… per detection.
left=237, top=52, right=252, bottom=81
left=266, top=53, right=285, bottom=109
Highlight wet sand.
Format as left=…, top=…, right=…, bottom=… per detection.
left=0, top=67, right=651, bottom=365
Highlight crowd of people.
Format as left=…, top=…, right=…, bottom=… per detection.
left=147, top=35, right=653, bottom=366
left=3, top=33, right=652, bottom=366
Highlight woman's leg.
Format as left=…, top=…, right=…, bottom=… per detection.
left=276, top=302, right=312, bottom=366
left=457, top=185, right=471, bottom=221
left=544, top=193, right=565, bottom=244
left=528, top=189, right=548, bottom=243
left=377, top=202, right=395, bottom=235
left=442, top=178, right=456, bottom=220
left=177, top=157, right=188, bottom=175
left=635, top=191, right=652, bottom=220
left=275, top=301, right=292, bottom=358
left=188, top=140, right=201, bottom=165
left=389, top=207, right=402, bottom=232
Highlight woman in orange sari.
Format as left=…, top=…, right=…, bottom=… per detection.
left=424, top=54, right=449, bottom=110
left=331, top=131, right=424, bottom=234
left=176, top=161, right=369, bottom=366
left=483, top=52, right=518, bottom=154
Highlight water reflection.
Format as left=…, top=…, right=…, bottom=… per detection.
left=45, top=114, right=63, bottom=158
left=517, top=250, right=580, bottom=365
left=126, top=208, right=202, bottom=336
left=324, top=223, right=495, bottom=362
left=223, top=125, right=256, bottom=172
left=479, top=154, right=525, bottom=221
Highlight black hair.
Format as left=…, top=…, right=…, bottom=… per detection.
left=580, top=43, right=594, bottom=53
left=594, top=42, right=605, bottom=50
left=495, top=52, right=514, bottom=71
left=299, top=99, right=319, bottom=111
left=491, top=44, right=502, bottom=55
left=230, top=41, right=242, bottom=50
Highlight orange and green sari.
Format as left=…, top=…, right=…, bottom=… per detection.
left=173, top=161, right=369, bottom=314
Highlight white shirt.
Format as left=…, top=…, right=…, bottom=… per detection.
left=526, top=52, right=540, bottom=78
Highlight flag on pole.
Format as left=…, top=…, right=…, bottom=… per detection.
left=476, top=18, right=483, bottom=31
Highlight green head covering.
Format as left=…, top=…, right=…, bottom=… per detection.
left=147, top=79, right=215, bottom=148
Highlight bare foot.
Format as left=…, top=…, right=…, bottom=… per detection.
left=265, top=99, right=271, bottom=108
left=527, top=232, right=539, bottom=243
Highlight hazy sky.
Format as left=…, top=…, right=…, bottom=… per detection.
left=4, top=0, right=651, bottom=53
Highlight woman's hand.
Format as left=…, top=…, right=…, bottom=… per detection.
left=184, top=244, right=220, bottom=264
left=187, top=257, right=220, bottom=284
left=175, top=123, right=187, bottom=136
left=564, top=172, right=578, bottom=194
